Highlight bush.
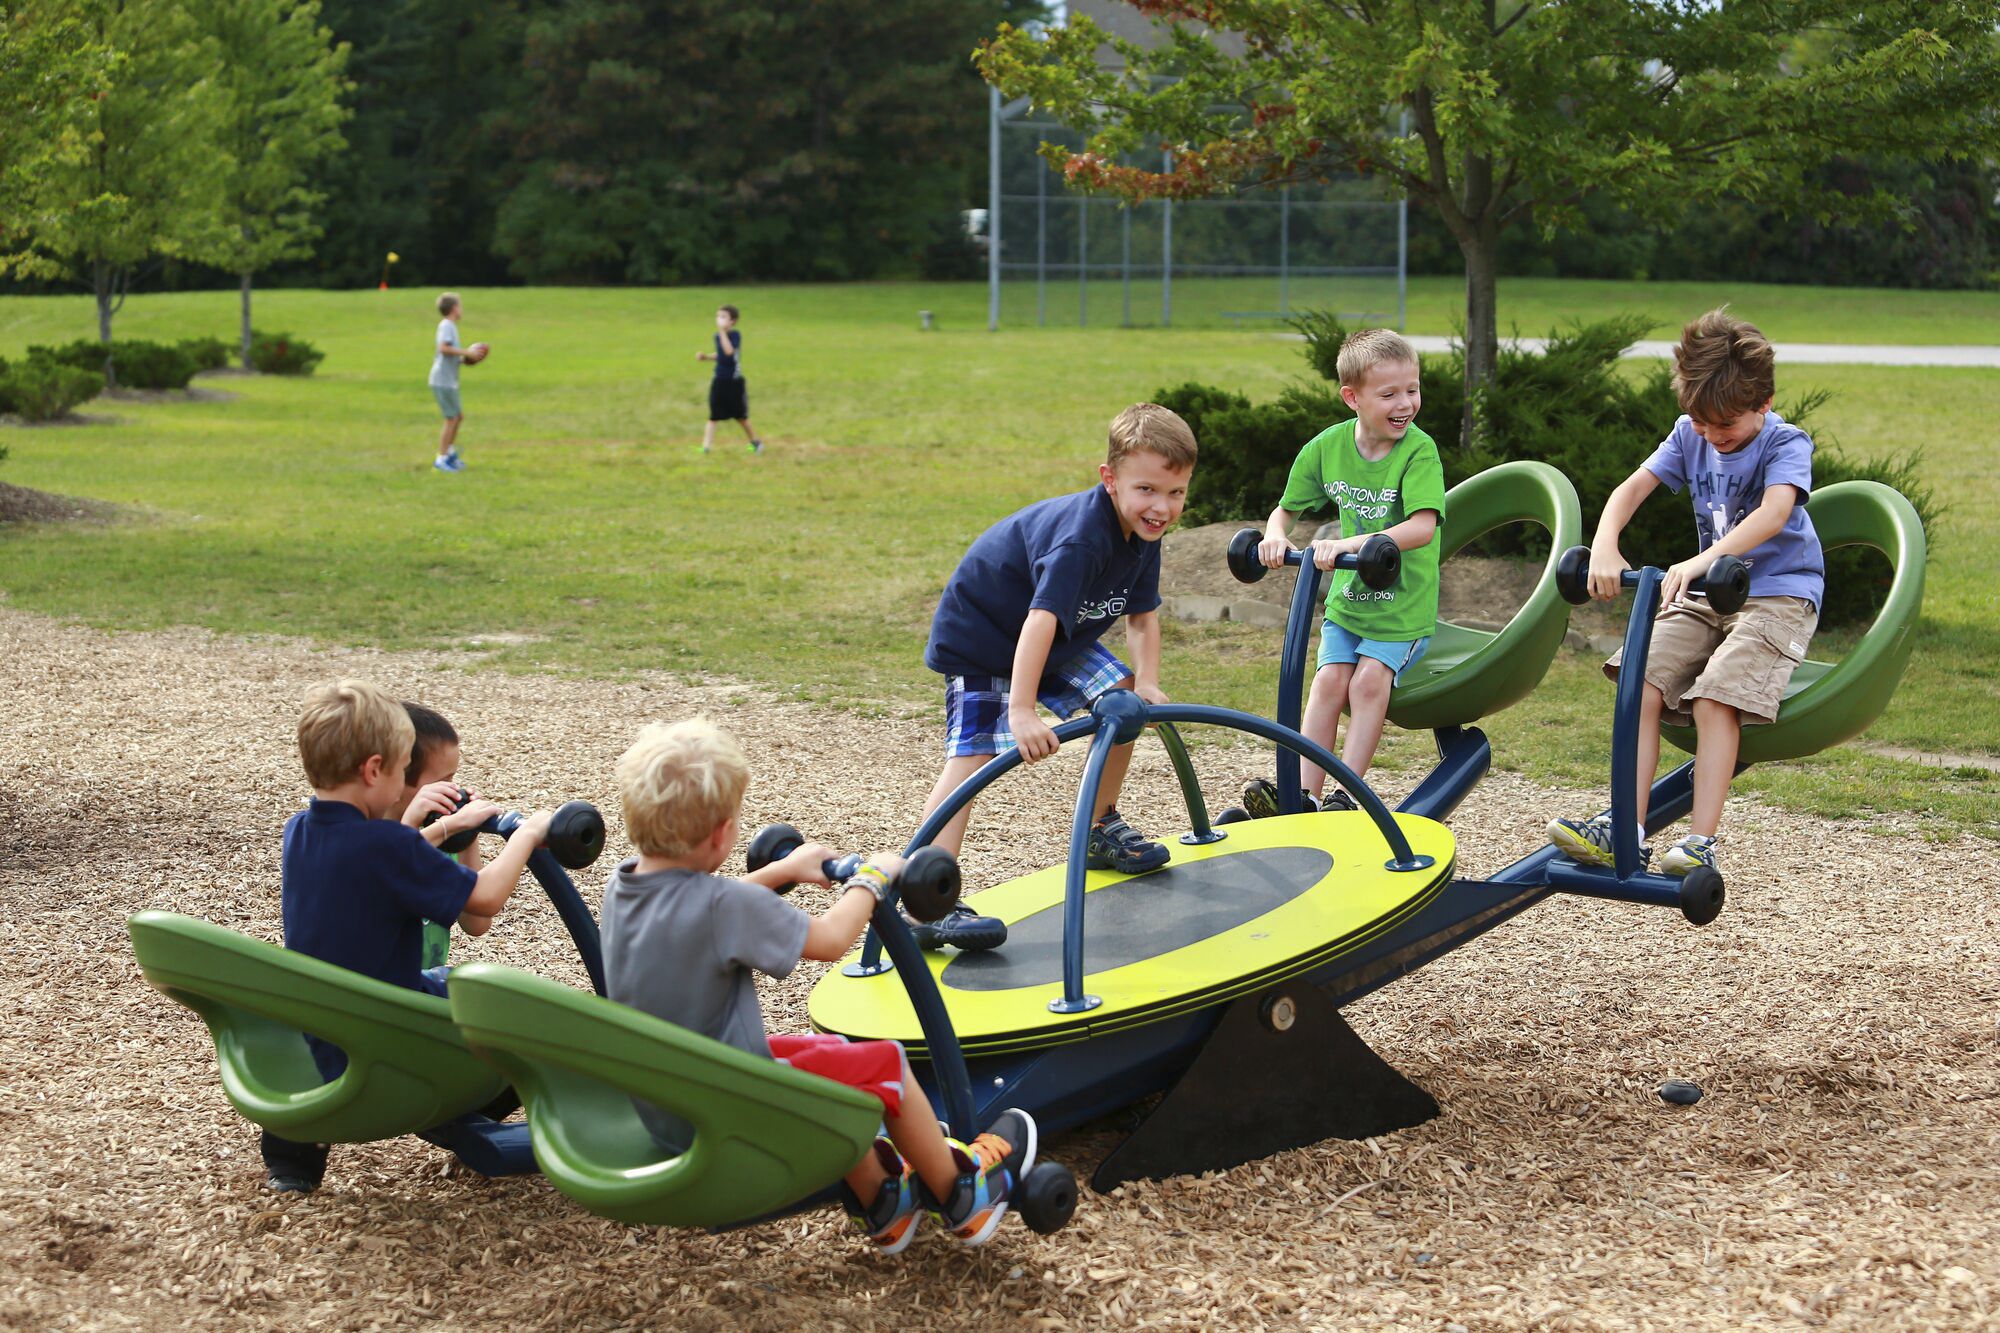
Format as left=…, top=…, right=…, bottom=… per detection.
left=1159, top=312, right=1939, bottom=627
left=247, top=329, right=324, bottom=376
left=177, top=336, right=231, bottom=372
left=0, top=358, right=102, bottom=422
left=28, top=338, right=198, bottom=390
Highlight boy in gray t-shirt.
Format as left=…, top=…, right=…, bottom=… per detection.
left=601, top=717, right=1042, bottom=1250
left=428, top=292, right=487, bottom=473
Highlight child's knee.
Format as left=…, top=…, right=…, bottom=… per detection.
left=1350, top=660, right=1393, bottom=707
left=1308, top=664, right=1351, bottom=702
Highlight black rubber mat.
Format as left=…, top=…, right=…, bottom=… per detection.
left=941, top=845, right=1334, bottom=992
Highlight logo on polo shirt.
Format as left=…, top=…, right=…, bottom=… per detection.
left=1077, top=592, right=1130, bottom=622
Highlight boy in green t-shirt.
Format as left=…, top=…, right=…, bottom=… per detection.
left=1247, top=329, right=1446, bottom=813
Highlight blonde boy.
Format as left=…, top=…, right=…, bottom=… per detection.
left=601, top=718, right=1038, bottom=1250
left=1547, top=310, right=1823, bottom=876
left=917, top=404, right=1197, bottom=950
left=1249, top=329, right=1445, bottom=813
left=266, top=680, right=553, bottom=1191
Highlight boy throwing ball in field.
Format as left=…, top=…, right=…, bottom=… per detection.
left=429, top=292, right=488, bottom=473
left=697, top=304, right=762, bottom=455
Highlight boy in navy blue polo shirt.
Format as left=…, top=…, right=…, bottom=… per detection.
left=916, top=403, right=1198, bottom=952
left=261, top=679, right=556, bottom=1193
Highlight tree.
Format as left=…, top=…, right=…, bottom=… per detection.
left=486, top=0, right=1028, bottom=284
left=0, top=5, right=118, bottom=276
left=977, top=2, right=2000, bottom=446
left=7, top=0, right=228, bottom=377
left=192, top=0, right=350, bottom=368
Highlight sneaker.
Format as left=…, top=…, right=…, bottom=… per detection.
left=932, top=1108, right=1037, bottom=1246
left=749, top=438, right=763, bottom=454
left=1086, top=808, right=1170, bottom=874
left=266, top=1172, right=317, bottom=1194
left=848, top=1141, right=923, bottom=1254
left=1320, top=787, right=1358, bottom=812
left=1660, top=833, right=1719, bottom=878
left=1240, top=772, right=1320, bottom=816
left=910, top=903, right=1008, bottom=952
left=1546, top=813, right=1652, bottom=869
left=432, top=455, right=456, bottom=473
left=445, top=449, right=466, bottom=471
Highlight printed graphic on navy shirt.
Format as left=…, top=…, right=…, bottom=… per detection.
left=925, top=485, right=1160, bottom=678
left=1643, top=410, right=1825, bottom=608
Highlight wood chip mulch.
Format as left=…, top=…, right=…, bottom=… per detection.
left=1, top=607, right=1994, bottom=1330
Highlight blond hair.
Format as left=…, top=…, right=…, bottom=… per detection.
left=297, top=680, right=415, bottom=789
left=617, top=718, right=750, bottom=857
left=1336, top=328, right=1418, bottom=388
left=437, top=291, right=461, bottom=316
left=1107, top=402, right=1198, bottom=472
left=1672, top=307, right=1774, bottom=424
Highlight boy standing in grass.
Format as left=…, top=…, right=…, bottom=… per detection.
left=602, top=718, right=1039, bottom=1250
left=697, top=304, right=762, bottom=454
left=1249, top=329, right=1445, bottom=814
left=916, top=404, right=1197, bottom=952
left=1547, top=309, right=1823, bottom=877
left=429, top=293, right=487, bottom=473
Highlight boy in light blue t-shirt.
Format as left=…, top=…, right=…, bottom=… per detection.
left=429, top=292, right=487, bottom=473
left=1547, top=309, right=1824, bottom=878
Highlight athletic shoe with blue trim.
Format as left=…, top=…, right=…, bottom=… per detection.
left=932, top=1108, right=1037, bottom=1246
left=1086, top=809, right=1169, bottom=874
left=848, top=1140, right=923, bottom=1254
left=1660, top=833, right=1719, bottom=878
left=433, top=455, right=457, bottom=473
left=1546, top=813, right=1652, bottom=868
left=910, top=903, right=1008, bottom=953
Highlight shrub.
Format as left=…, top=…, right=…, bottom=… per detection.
left=1160, top=312, right=1939, bottom=627
left=29, top=338, right=198, bottom=390
left=248, top=329, right=324, bottom=376
left=177, top=336, right=231, bottom=372
left=0, top=358, right=102, bottom=422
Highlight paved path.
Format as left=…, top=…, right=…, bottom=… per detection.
left=1395, top=333, right=2000, bottom=368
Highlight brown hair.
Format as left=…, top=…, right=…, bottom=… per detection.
left=1672, top=308, right=1774, bottom=423
left=1106, top=403, right=1198, bottom=471
left=437, top=292, right=461, bottom=316
left=617, top=718, right=750, bottom=858
left=403, top=702, right=459, bottom=785
left=297, top=680, right=414, bottom=789
left=718, top=304, right=740, bottom=322
left=1336, top=328, right=1418, bottom=388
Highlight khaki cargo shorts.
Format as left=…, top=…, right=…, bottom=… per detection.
left=1605, top=594, right=1818, bottom=726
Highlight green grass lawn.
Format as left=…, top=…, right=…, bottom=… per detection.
left=1, top=280, right=1993, bottom=835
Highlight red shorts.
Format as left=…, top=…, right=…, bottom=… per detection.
left=769, top=1033, right=905, bottom=1117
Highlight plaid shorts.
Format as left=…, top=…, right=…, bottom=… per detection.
left=943, top=640, right=1132, bottom=757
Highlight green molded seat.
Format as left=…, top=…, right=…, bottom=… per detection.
left=445, top=962, right=881, bottom=1228
left=1389, top=460, right=1584, bottom=730
left=128, top=911, right=504, bottom=1143
left=1663, top=480, right=1926, bottom=765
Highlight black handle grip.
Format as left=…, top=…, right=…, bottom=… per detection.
left=1227, top=528, right=1400, bottom=591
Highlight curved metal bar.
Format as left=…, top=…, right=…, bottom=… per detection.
left=1154, top=722, right=1221, bottom=844
left=1055, top=728, right=1120, bottom=1012
left=867, top=900, right=979, bottom=1135
left=1607, top=568, right=1663, bottom=880
left=853, top=715, right=1101, bottom=972
left=492, top=811, right=607, bottom=997
left=1146, top=703, right=1423, bottom=869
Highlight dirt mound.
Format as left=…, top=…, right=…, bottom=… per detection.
left=0, top=481, right=119, bottom=524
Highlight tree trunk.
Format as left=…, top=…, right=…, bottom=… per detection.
left=240, top=272, right=254, bottom=370
left=93, top=261, right=117, bottom=389
left=1457, top=222, right=1501, bottom=451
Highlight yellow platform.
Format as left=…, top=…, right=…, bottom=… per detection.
left=810, top=812, right=1456, bottom=1058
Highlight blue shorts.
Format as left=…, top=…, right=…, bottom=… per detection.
left=1316, top=620, right=1430, bottom=683
left=943, top=641, right=1131, bottom=757
left=432, top=384, right=462, bottom=418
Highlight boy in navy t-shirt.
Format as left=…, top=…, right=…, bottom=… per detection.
left=916, top=403, right=1198, bottom=951
left=697, top=303, right=762, bottom=455
left=1547, top=309, right=1825, bottom=878
left=261, top=679, right=555, bottom=1193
